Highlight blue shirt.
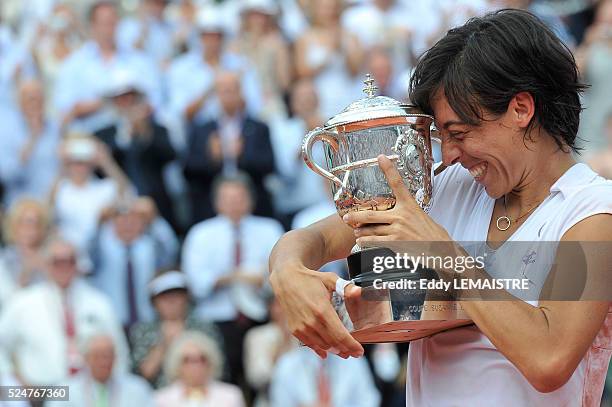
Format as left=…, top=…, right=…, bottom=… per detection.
left=89, top=222, right=164, bottom=325
left=0, top=111, right=61, bottom=206
left=270, top=347, right=381, bottom=407
left=53, top=41, right=163, bottom=132
left=117, top=17, right=177, bottom=67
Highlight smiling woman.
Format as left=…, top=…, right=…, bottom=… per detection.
left=268, top=8, right=612, bottom=407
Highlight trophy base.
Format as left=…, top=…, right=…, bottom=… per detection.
left=336, top=247, right=473, bottom=343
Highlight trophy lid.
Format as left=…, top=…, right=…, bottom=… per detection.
left=325, top=74, right=426, bottom=128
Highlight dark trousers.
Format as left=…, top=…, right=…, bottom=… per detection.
left=215, top=317, right=258, bottom=402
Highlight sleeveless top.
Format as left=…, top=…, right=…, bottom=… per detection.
left=406, top=163, right=612, bottom=406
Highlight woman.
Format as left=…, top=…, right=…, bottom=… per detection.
left=229, top=0, right=292, bottom=121
left=294, top=0, right=364, bottom=120
left=270, top=9, right=612, bottom=406
left=154, top=331, right=245, bottom=407
left=130, top=270, right=222, bottom=388
left=49, top=134, right=131, bottom=254
left=1, top=198, right=51, bottom=287
left=32, top=3, right=84, bottom=109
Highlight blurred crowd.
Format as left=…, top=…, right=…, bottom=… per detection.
left=0, top=0, right=610, bottom=406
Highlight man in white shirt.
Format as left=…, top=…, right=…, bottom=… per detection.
left=45, top=333, right=153, bottom=407
left=0, top=239, right=129, bottom=385
left=182, top=172, right=284, bottom=387
left=53, top=1, right=162, bottom=133
left=270, top=347, right=380, bottom=407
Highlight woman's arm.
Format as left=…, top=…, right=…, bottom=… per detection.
left=341, top=31, right=364, bottom=77
left=269, top=214, right=364, bottom=358
left=346, top=155, right=612, bottom=393
left=458, top=215, right=611, bottom=393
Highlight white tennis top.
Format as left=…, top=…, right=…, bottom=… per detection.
left=406, top=162, right=612, bottom=406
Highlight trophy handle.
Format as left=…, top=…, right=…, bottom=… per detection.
left=302, top=127, right=343, bottom=187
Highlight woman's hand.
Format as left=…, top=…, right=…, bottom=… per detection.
left=269, top=262, right=364, bottom=359
left=343, top=155, right=451, bottom=245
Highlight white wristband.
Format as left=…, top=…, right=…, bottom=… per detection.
left=335, top=278, right=351, bottom=299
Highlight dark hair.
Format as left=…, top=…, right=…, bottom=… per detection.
left=211, top=171, right=257, bottom=204
left=88, top=0, right=117, bottom=22
left=409, top=9, right=586, bottom=153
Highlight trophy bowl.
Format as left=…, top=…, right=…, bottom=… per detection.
left=301, top=75, right=472, bottom=343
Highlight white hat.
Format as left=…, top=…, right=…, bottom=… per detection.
left=148, top=271, right=190, bottom=298
left=241, top=0, right=278, bottom=16
left=196, top=7, right=225, bottom=34
left=104, top=68, right=145, bottom=98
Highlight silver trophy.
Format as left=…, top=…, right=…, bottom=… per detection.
left=302, top=75, right=471, bottom=343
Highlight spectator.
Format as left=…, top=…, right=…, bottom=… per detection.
left=0, top=22, right=27, bottom=112
left=269, top=79, right=328, bottom=228
left=32, top=3, right=85, bottom=105
left=163, top=0, right=199, bottom=55
left=130, top=269, right=223, bottom=388
left=166, top=7, right=263, bottom=129
left=50, top=134, right=131, bottom=254
left=155, top=331, right=246, bottom=407
left=294, top=0, right=365, bottom=119
left=341, top=0, right=421, bottom=72
left=182, top=173, right=284, bottom=387
left=0, top=266, right=16, bottom=316
left=89, top=200, right=173, bottom=328
left=0, top=79, right=61, bottom=207
left=94, top=71, right=177, bottom=228
left=588, top=112, right=612, bottom=179
left=45, top=333, right=153, bottom=407
left=130, top=196, right=179, bottom=267
left=0, top=238, right=129, bottom=385
left=53, top=0, right=162, bottom=133
left=1, top=198, right=51, bottom=288
left=576, top=0, right=612, bottom=154
left=291, top=180, right=348, bottom=277
left=491, top=0, right=575, bottom=48
left=243, top=295, right=298, bottom=407
left=277, top=0, right=310, bottom=42
left=270, top=347, right=381, bottom=407
left=183, top=71, right=276, bottom=223
left=366, top=46, right=408, bottom=101
left=117, top=0, right=176, bottom=69
left=229, top=0, right=292, bottom=121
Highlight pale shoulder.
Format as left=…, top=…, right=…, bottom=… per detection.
left=1, top=283, right=46, bottom=311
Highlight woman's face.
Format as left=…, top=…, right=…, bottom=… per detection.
left=432, top=90, right=530, bottom=199
left=153, top=290, right=188, bottom=320
left=244, top=10, right=269, bottom=33
left=313, top=0, right=340, bottom=26
left=66, top=160, right=93, bottom=183
left=179, top=342, right=210, bottom=387
left=14, top=207, right=46, bottom=248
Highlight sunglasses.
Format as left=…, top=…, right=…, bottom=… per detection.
left=182, top=354, right=208, bottom=365
left=51, top=256, right=77, bottom=267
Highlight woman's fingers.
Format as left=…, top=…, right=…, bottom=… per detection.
left=378, top=154, right=419, bottom=208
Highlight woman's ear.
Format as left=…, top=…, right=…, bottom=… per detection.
left=509, top=91, right=535, bottom=128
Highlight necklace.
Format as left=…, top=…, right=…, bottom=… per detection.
left=495, top=194, right=545, bottom=231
